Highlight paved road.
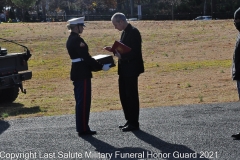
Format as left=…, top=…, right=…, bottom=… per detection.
left=1, top=102, right=240, bottom=160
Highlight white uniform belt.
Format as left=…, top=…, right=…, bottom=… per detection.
left=71, top=58, right=84, bottom=63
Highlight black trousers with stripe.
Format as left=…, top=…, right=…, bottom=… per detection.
left=73, top=79, right=91, bottom=132
left=119, top=76, right=140, bottom=127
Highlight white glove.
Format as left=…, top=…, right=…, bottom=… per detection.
left=102, top=63, right=111, bottom=71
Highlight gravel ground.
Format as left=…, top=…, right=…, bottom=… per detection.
left=1, top=102, right=240, bottom=160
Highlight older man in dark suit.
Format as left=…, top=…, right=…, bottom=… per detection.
left=108, top=12, right=144, bottom=132
left=232, top=8, right=240, bottom=140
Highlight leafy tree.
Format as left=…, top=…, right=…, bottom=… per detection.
left=64, top=0, right=117, bottom=14
left=0, top=0, right=14, bottom=11
left=11, top=0, right=37, bottom=9
left=11, top=0, right=37, bottom=21
left=0, top=0, right=6, bottom=11
left=6, top=0, right=240, bottom=21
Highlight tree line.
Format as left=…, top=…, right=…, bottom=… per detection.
left=0, top=0, right=240, bottom=22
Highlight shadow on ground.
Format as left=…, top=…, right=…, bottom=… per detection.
left=133, top=130, right=210, bottom=160
left=0, top=102, right=41, bottom=118
left=81, top=134, right=148, bottom=160
left=0, top=120, right=10, bottom=135
left=80, top=130, right=210, bottom=160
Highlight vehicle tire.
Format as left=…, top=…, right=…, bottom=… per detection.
left=0, top=87, right=19, bottom=103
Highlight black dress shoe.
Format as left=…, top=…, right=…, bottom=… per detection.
left=122, top=124, right=139, bottom=132
left=119, top=122, right=129, bottom=128
left=232, top=133, right=240, bottom=139
left=78, top=130, right=97, bottom=136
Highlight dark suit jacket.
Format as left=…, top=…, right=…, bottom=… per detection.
left=233, top=33, right=240, bottom=80
left=118, top=24, right=144, bottom=77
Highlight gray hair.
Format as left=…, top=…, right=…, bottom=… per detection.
left=111, top=12, right=127, bottom=23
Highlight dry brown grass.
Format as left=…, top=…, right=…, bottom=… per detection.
left=0, top=20, right=238, bottom=119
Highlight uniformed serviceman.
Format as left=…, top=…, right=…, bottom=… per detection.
left=66, top=17, right=111, bottom=136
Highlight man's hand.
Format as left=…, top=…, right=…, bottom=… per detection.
left=115, top=49, right=121, bottom=59
left=103, top=46, right=112, bottom=52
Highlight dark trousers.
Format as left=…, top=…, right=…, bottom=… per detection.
left=237, top=80, right=240, bottom=99
left=119, top=76, right=140, bottom=127
left=73, top=79, right=91, bottom=132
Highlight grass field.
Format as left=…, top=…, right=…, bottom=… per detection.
left=0, top=20, right=238, bottom=119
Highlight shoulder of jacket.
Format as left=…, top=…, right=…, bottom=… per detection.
left=131, top=28, right=140, bottom=37
left=129, top=25, right=140, bottom=33
left=73, top=36, right=84, bottom=43
left=132, top=26, right=139, bottom=31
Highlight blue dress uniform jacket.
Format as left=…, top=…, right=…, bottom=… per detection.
left=66, top=32, right=103, bottom=80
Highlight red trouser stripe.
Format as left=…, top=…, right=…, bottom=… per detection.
left=83, top=79, right=87, bottom=131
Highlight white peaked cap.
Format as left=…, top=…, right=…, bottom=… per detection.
left=67, top=17, right=85, bottom=26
